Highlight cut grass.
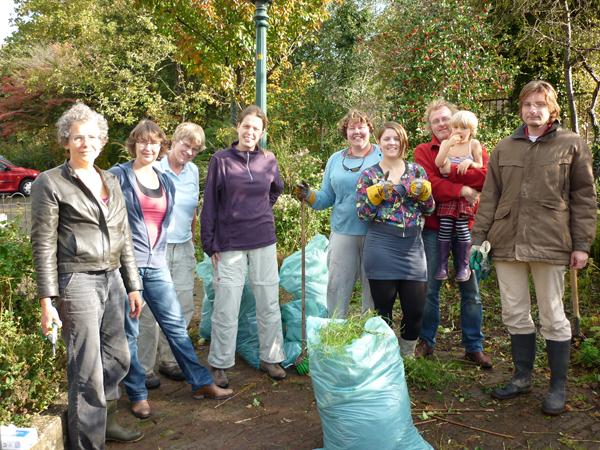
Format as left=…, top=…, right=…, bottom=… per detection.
left=316, top=311, right=379, bottom=353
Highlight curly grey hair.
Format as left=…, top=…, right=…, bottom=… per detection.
left=56, top=102, right=109, bottom=146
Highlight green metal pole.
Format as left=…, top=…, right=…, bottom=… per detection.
left=254, top=0, right=270, bottom=147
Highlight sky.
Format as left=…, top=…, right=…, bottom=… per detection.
left=0, top=0, right=17, bottom=44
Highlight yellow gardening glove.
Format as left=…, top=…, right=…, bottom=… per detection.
left=366, top=184, right=385, bottom=205
left=409, top=178, right=432, bottom=202
left=366, top=171, right=393, bottom=205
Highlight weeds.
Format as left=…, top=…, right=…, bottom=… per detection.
left=316, top=311, right=380, bottom=353
left=404, top=357, right=459, bottom=391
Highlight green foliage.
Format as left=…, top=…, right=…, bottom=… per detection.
left=0, top=224, right=64, bottom=425
left=0, top=222, right=38, bottom=331
left=316, top=312, right=378, bottom=354
left=574, top=337, right=600, bottom=369
left=404, top=357, right=459, bottom=391
left=0, top=311, right=64, bottom=425
left=372, top=0, right=516, bottom=146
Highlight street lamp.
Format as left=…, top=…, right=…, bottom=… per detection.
left=250, top=0, right=272, bottom=147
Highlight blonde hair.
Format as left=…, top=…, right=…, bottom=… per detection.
left=519, top=80, right=560, bottom=122
left=376, top=122, right=409, bottom=158
left=337, top=109, right=374, bottom=139
left=172, top=122, right=206, bottom=152
left=450, top=110, right=478, bottom=137
left=423, top=98, right=458, bottom=132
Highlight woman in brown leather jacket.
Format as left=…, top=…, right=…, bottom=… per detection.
left=31, top=102, right=144, bottom=449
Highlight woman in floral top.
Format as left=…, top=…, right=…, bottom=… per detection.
left=356, top=121, right=435, bottom=357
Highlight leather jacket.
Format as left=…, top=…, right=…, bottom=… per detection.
left=31, top=162, right=142, bottom=299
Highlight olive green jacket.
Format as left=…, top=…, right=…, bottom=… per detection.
left=472, top=121, right=597, bottom=265
left=31, top=161, right=142, bottom=299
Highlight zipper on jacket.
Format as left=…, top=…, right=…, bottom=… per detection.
left=245, top=152, right=254, bottom=181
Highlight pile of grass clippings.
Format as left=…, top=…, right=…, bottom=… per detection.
left=317, top=312, right=380, bottom=354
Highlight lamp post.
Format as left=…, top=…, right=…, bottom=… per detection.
left=251, top=0, right=272, bottom=147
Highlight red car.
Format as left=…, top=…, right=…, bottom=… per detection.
left=0, top=155, right=40, bottom=196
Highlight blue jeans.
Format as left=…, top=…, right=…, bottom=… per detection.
left=420, top=229, right=484, bottom=352
left=124, top=266, right=213, bottom=401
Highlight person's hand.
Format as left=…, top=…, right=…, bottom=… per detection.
left=379, top=171, right=394, bottom=200
left=40, top=297, right=62, bottom=336
left=128, top=291, right=143, bottom=319
left=293, top=181, right=316, bottom=205
left=409, top=178, right=432, bottom=201
left=457, top=159, right=473, bottom=175
left=447, top=133, right=462, bottom=146
left=460, top=186, right=479, bottom=205
left=570, top=250, right=589, bottom=269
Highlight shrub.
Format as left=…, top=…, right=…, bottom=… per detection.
left=0, top=222, right=64, bottom=425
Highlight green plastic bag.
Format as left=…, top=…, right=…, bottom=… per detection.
left=307, top=316, right=433, bottom=450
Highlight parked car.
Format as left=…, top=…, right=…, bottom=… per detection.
left=0, top=156, right=40, bottom=196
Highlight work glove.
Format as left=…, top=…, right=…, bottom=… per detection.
left=409, top=177, right=432, bottom=202
left=470, top=241, right=492, bottom=281
left=366, top=171, right=393, bottom=205
left=294, top=181, right=316, bottom=205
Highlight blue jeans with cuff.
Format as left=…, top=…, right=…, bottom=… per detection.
left=124, top=266, right=213, bottom=402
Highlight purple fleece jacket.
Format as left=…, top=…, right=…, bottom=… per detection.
left=200, top=143, right=284, bottom=257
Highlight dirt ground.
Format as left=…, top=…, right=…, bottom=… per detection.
left=107, top=282, right=600, bottom=450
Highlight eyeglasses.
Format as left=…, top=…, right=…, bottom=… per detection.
left=341, top=151, right=366, bottom=173
left=71, top=135, right=101, bottom=144
left=430, top=116, right=451, bottom=126
left=178, top=140, right=203, bottom=154
left=136, top=141, right=161, bottom=148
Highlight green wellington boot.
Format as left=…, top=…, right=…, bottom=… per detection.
left=105, top=400, right=144, bottom=443
left=541, top=339, right=571, bottom=416
left=492, top=333, right=536, bottom=400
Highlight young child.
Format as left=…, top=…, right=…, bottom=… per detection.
left=434, top=110, right=484, bottom=282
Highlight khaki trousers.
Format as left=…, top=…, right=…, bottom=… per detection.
left=208, top=244, right=285, bottom=369
left=495, top=261, right=571, bottom=341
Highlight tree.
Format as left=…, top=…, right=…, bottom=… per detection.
left=371, top=0, right=516, bottom=146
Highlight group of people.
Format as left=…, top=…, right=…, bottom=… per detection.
left=31, top=79, right=596, bottom=449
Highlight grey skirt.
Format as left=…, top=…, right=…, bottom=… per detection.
left=363, top=222, right=427, bottom=281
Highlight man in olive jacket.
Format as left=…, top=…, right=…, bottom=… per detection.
left=472, top=80, right=597, bottom=416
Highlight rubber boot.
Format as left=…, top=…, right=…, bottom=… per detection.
left=399, top=337, right=418, bottom=359
left=542, top=339, right=570, bottom=416
left=492, top=333, right=536, bottom=400
left=434, top=240, right=451, bottom=280
left=105, top=400, right=144, bottom=443
left=455, top=240, right=472, bottom=282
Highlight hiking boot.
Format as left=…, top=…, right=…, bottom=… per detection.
left=210, top=366, right=229, bottom=388
left=130, top=400, right=151, bottom=420
left=415, top=339, right=434, bottom=358
left=542, top=339, right=570, bottom=416
left=145, top=372, right=160, bottom=390
left=492, top=333, right=535, bottom=400
left=158, top=364, right=185, bottom=381
left=259, top=361, right=287, bottom=380
left=105, top=400, right=144, bottom=443
left=192, top=383, right=234, bottom=400
left=465, top=351, right=493, bottom=369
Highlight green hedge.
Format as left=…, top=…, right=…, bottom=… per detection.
left=0, top=223, right=64, bottom=425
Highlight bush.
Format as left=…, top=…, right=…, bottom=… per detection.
left=0, top=223, right=64, bottom=425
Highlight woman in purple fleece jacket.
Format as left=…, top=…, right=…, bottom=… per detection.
left=200, top=105, right=286, bottom=388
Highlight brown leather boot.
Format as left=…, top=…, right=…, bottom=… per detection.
left=260, top=361, right=287, bottom=380
left=192, top=383, right=234, bottom=400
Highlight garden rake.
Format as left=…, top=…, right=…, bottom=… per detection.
left=294, top=199, right=310, bottom=375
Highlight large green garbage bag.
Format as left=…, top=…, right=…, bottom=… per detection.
left=279, top=234, right=329, bottom=367
left=196, top=255, right=260, bottom=368
left=307, top=316, right=433, bottom=450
